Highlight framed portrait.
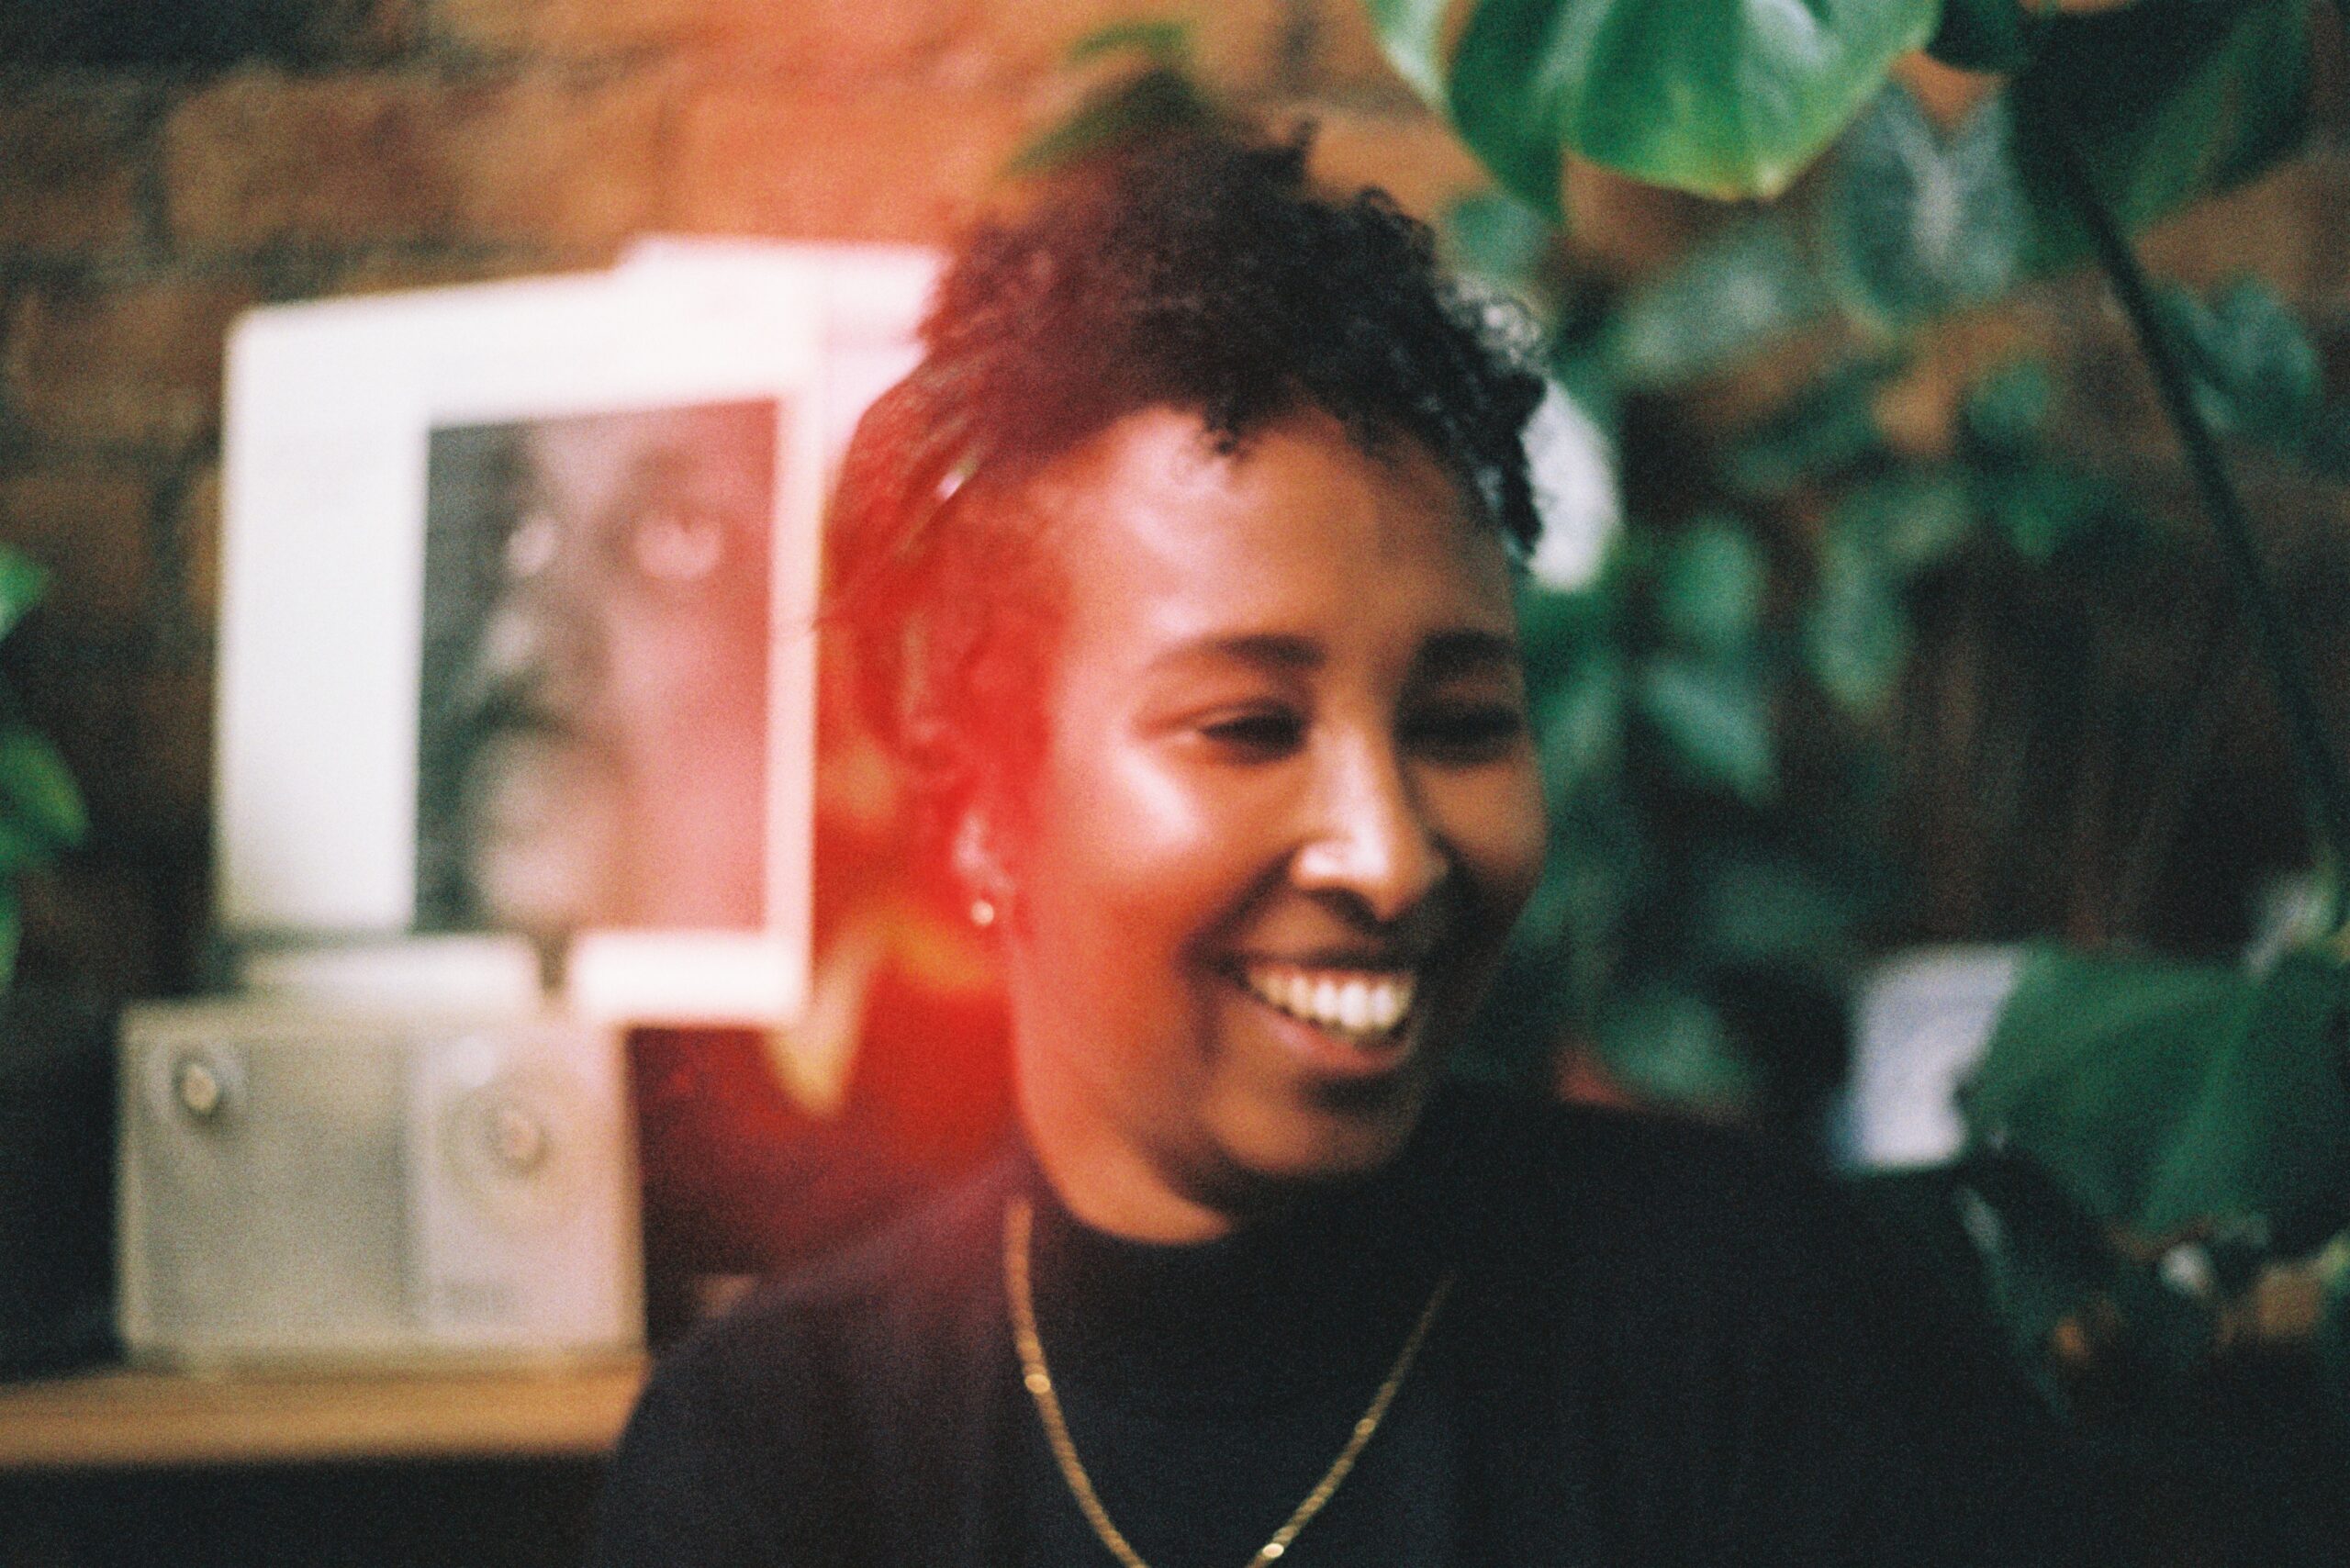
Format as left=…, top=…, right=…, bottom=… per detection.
left=216, top=263, right=863, bottom=1022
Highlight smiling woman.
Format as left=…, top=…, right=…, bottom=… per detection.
left=591, top=129, right=2103, bottom=1568
left=996, top=404, right=1544, bottom=1241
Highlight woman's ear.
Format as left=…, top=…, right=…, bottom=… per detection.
left=952, top=802, right=1013, bottom=928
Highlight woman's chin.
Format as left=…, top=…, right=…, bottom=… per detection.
left=1209, top=1069, right=1436, bottom=1193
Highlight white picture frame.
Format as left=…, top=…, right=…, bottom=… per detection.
left=216, top=265, right=847, bottom=1023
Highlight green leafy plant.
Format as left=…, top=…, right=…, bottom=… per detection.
left=1368, top=0, right=2350, bottom=1549
left=0, top=545, right=87, bottom=992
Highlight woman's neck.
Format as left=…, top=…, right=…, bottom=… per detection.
left=1015, top=1096, right=1247, bottom=1244
left=1011, top=1102, right=1463, bottom=1416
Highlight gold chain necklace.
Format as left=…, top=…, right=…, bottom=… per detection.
left=1002, top=1196, right=1454, bottom=1568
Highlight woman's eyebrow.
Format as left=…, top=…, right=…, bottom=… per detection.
left=1146, top=633, right=1324, bottom=677
left=1417, top=629, right=1523, bottom=678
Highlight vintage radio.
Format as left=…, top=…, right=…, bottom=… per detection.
left=117, top=999, right=642, bottom=1366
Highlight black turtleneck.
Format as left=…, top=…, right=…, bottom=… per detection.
left=1008, top=1128, right=1463, bottom=1567
left=592, top=1088, right=2107, bottom=1568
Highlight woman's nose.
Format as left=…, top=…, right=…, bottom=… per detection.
left=1291, top=739, right=1449, bottom=925
left=468, top=550, right=603, bottom=714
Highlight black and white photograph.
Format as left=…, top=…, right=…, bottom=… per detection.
left=414, top=399, right=782, bottom=941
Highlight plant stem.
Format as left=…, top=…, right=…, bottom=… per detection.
left=2042, top=112, right=2350, bottom=935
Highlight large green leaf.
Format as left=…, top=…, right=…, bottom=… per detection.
left=0, top=547, right=47, bottom=644
left=2011, top=0, right=2311, bottom=272
left=1434, top=0, right=1941, bottom=206
left=2140, top=947, right=2350, bottom=1244
left=0, top=725, right=87, bottom=852
left=1965, top=946, right=2350, bottom=1246
left=1964, top=946, right=2247, bottom=1225
left=1822, top=84, right=2028, bottom=331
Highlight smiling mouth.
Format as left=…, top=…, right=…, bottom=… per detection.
left=1234, top=960, right=1417, bottom=1039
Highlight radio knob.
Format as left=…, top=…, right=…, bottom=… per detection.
left=485, top=1100, right=548, bottom=1173
left=173, top=1055, right=227, bottom=1120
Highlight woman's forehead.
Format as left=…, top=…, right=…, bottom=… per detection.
left=1020, top=406, right=1516, bottom=643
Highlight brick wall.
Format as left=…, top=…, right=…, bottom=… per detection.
left=0, top=0, right=1478, bottom=999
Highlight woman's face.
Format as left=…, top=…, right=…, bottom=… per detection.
left=987, top=406, right=1545, bottom=1240
left=455, top=404, right=774, bottom=935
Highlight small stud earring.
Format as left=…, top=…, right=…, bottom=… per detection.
left=969, top=896, right=997, bottom=929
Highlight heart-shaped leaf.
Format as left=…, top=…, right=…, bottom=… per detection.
left=2140, top=947, right=2350, bottom=1246
left=1965, top=944, right=2350, bottom=1248
left=1434, top=0, right=1942, bottom=206
left=1964, top=946, right=2247, bottom=1225
left=1822, top=84, right=2028, bottom=330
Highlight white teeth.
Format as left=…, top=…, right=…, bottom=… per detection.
left=1238, top=963, right=1416, bottom=1037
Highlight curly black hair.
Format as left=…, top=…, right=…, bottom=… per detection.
left=830, top=127, right=1547, bottom=811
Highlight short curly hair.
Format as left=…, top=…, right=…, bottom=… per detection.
left=830, top=128, right=1546, bottom=817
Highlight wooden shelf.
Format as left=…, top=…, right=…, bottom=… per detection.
left=0, top=1358, right=647, bottom=1472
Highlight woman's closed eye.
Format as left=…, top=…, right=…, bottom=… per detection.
left=1404, top=700, right=1527, bottom=762
left=1188, top=702, right=1524, bottom=764
left=1196, top=707, right=1308, bottom=758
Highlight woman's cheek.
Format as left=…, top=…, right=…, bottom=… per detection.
left=1492, top=759, right=1550, bottom=908
left=1051, top=730, right=1247, bottom=883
